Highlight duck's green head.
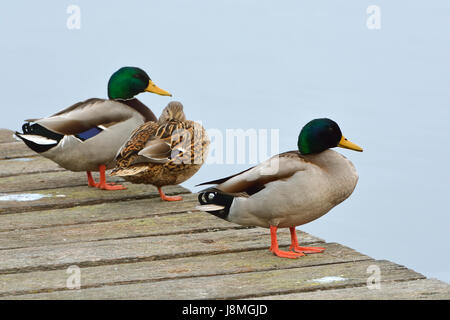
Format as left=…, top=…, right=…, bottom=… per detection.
left=298, top=118, right=363, bottom=155
left=107, top=66, right=172, bottom=100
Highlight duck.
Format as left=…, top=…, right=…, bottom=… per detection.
left=15, top=66, right=172, bottom=190
left=196, top=118, right=363, bottom=259
left=110, top=101, right=209, bottom=201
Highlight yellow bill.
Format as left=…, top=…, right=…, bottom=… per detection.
left=145, top=80, right=172, bottom=96
left=338, top=136, right=363, bottom=152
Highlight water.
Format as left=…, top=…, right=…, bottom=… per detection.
left=0, top=1, right=448, bottom=283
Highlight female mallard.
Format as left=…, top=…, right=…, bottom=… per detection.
left=111, top=101, right=209, bottom=201
left=196, top=118, right=363, bottom=259
left=15, top=66, right=172, bottom=190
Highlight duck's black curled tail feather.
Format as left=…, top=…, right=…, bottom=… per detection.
left=21, top=123, right=64, bottom=141
left=197, top=188, right=235, bottom=221
left=15, top=123, right=63, bottom=153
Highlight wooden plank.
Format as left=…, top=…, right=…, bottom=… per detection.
left=0, top=142, right=37, bottom=159
left=0, top=170, right=125, bottom=193
left=0, top=184, right=189, bottom=214
left=0, top=228, right=322, bottom=274
left=4, top=259, right=425, bottom=300
left=0, top=210, right=250, bottom=250
left=252, top=278, right=450, bottom=300
left=0, top=156, right=63, bottom=178
left=0, top=129, right=15, bottom=144
left=0, top=193, right=199, bottom=232
left=0, top=243, right=370, bottom=297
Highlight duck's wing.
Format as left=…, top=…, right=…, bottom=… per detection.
left=137, top=137, right=172, bottom=161
left=113, top=122, right=177, bottom=167
left=197, top=151, right=310, bottom=195
left=115, top=119, right=209, bottom=168
left=114, top=121, right=159, bottom=164
left=30, top=98, right=147, bottom=136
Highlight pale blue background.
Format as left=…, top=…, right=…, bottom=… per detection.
left=0, top=1, right=449, bottom=283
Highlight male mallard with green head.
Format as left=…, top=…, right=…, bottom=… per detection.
left=111, top=101, right=209, bottom=201
left=15, top=67, right=172, bottom=190
left=197, top=118, right=362, bottom=258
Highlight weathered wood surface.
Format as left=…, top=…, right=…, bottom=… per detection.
left=0, top=242, right=368, bottom=298
left=0, top=142, right=37, bottom=159
left=0, top=156, right=63, bottom=177
left=5, top=260, right=426, bottom=300
left=0, top=193, right=199, bottom=232
left=250, top=278, right=450, bottom=300
left=0, top=211, right=249, bottom=250
left=0, top=184, right=188, bottom=215
left=0, top=170, right=125, bottom=193
left=0, top=137, right=448, bottom=299
left=0, top=129, right=16, bottom=144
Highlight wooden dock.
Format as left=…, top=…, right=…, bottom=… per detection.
left=0, top=128, right=449, bottom=300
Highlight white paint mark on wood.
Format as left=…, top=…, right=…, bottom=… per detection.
left=5, top=158, right=34, bottom=162
left=309, top=276, right=348, bottom=284
left=0, top=193, right=52, bottom=201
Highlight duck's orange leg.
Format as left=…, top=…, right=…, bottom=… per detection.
left=289, top=227, right=325, bottom=254
left=269, top=226, right=304, bottom=258
left=94, top=164, right=127, bottom=190
left=158, top=187, right=182, bottom=201
left=86, top=171, right=97, bottom=187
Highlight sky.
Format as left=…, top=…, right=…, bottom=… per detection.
left=0, top=1, right=449, bottom=283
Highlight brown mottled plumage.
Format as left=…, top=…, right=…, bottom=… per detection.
left=111, top=101, right=209, bottom=201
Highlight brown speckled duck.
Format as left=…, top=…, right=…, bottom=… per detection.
left=111, top=101, right=209, bottom=201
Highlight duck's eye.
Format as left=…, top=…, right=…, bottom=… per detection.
left=133, top=73, right=146, bottom=80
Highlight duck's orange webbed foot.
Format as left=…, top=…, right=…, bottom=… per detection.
left=290, top=245, right=325, bottom=254
left=269, top=226, right=305, bottom=259
left=158, top=187, right=183, bottom=201
left=270, top=247, right=305, bottom=259
left=289, top=227, right=325, bottom=254
left=96, top=182, right=127, bottom=191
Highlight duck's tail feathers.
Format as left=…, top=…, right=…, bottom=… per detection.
left=15, top=123, right=63, bottom=153
left=196, top=187, right=235, bottom=220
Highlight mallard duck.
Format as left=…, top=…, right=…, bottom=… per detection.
left=111, top=101, right=209, bottom=201
left=15, top=66, right=172, bottom=190
left=196, top=118, right=363, bottom=258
